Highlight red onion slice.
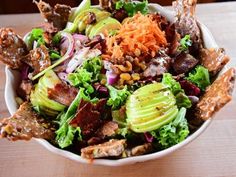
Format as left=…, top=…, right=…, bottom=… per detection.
left=144, top=132, right=154, bottom=143
left=66, top=47, right=90, bottom=73
left=58, top=72, right=69, bottom=82
left=73, top=34, right=89, bottom=44
left=106, top=71, right=118, bottom=85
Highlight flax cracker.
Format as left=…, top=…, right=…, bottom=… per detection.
left=195, top=68, right=236, bottom=120
left=200, top=48, right=230, bottom=76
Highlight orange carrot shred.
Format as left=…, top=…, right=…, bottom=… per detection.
left=103, top=13, right=167, bottom=62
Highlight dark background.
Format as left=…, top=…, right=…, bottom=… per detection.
left=0, top=0, right=233, bottom=14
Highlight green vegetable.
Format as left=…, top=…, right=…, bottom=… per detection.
left=175, top=92, right=192, bottom=109
left=82, top=56, right=102, bottom=81
left=49, top=50, right=61, bottom=60
left=68, top=69, right=94, bottom=94
left=126, top=83, right=178, bottom=133
left=162, top=73, right=192, bottom=109
left=162, top=73, right=182, bottom=95
left=56, top=113, right=83, bottom=148
left=107, top=85, right=130, bottom=110
left=151, top=107, right=190, bottom=149
left=186, top=65, right=210, bottom=91
left=56, top=88, right=89, bottom=148
left=68, top=57, right=102, bottom=94
left=25, top=28, right=45, bottom=49
left=108, top=29, right=118, bottom=36
left=115, top=0, right=148, bottom=17
left=88, top=17, right=121, bottom=38
left=117, top=127, right=129, bottom=137
left=112, top=108, right=127, bottom=126
left=30, top=70, right=66, bottom=117
left=52, top=33, right=61, bottom=45
left=178, top=34, right=192, bottom=52
left=66, top=8, right=101, bottom=33
left=68, top=0, right=91, bottom=22
left=32, top=32, right=73, bottom=81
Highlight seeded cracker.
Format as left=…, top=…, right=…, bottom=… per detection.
left=195, top=68, right=236, bottom=120
left=200, top=48, right=230, bottom=76
left=0, top=102, right=55, bottom=141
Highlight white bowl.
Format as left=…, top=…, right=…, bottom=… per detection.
left=4, top=3, right=220, bottom=166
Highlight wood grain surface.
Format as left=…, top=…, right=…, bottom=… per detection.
left=0, top=2, right=236, bottom=177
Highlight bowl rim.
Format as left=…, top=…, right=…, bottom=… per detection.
left=4, top=3, right=219, bottom=166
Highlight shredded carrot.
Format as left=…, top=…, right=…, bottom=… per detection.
left=104, top=13, right=167, bottom=61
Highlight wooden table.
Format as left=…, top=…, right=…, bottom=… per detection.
left=0, top=2, right=236, bottom=177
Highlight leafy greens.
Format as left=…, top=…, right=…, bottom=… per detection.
left=162, top=73, right=192, bottom=108
left=186, top=65, right=210, bottom=91
left=49, top=50, right=61, bottom=60
left=151, top=107, right=189, bottom=148
left=68, top=56, right=102, bottom=94
left=26, top=28, right=45, bottom=48
left=178, top=34, right=192, bottom=52
left=55, top=88, right=89, bottom=148
left=107, top=85, right=130, bottom=110
left=115, top=0, right=148, bottom=17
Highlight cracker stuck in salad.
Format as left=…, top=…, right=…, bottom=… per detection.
left=0, top=0, right=235, bottom=159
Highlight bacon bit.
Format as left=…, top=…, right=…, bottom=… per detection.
left=70, top=99, right=107, bottom=138
left=70, top=100, right=101, bottom=137
left=104, top=13, right=167, bottom=61
left=47, top=83, right=78, bottom=106
left=86, top=12, right=96, bottom=24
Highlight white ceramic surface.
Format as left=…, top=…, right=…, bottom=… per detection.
left=4, top=3, right=219, bottom=166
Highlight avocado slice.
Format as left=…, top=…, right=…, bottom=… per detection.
left=30, top=70, right=66, bottom=117
left=85, top=11, right=111, bottom=36
left=126, top=83, right=178, bottom=133
left=78, top=10, right=111, bottom=33
left=69, top=0, right=91, bottom=22
left=88, top=17, right=121, bottom=38
left=64, top=8, right=101, bottom=33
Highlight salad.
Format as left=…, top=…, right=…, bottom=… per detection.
left=0, top=0, right=235, bottom=159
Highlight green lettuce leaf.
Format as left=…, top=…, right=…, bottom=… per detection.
left=68, top=68, right=94, bottom=93
left=178, top=34, right=192, bottom=52
left=175, top=92, right=192, bottom=109
left=162, top=73, right=192, bottom=108
left=49, top=50, right=61, bottom=60
left=26, top=28, right=45, bottom=48
left=56, top=115, right=82, bottom=148
left=68, top=57, right=102, bottom=94
left=115, top=0, right=148, bottom=17
left=117, top=127, right=129, bottom=138
left=82, top=56, right=102, bottom=81
left=151, top=107, right=189, bottom=149
left=55, top=88, right=89, bottom=148
left=107, top=85, right=130, bottom=110
left=186, top=65, right=210, bottom=91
